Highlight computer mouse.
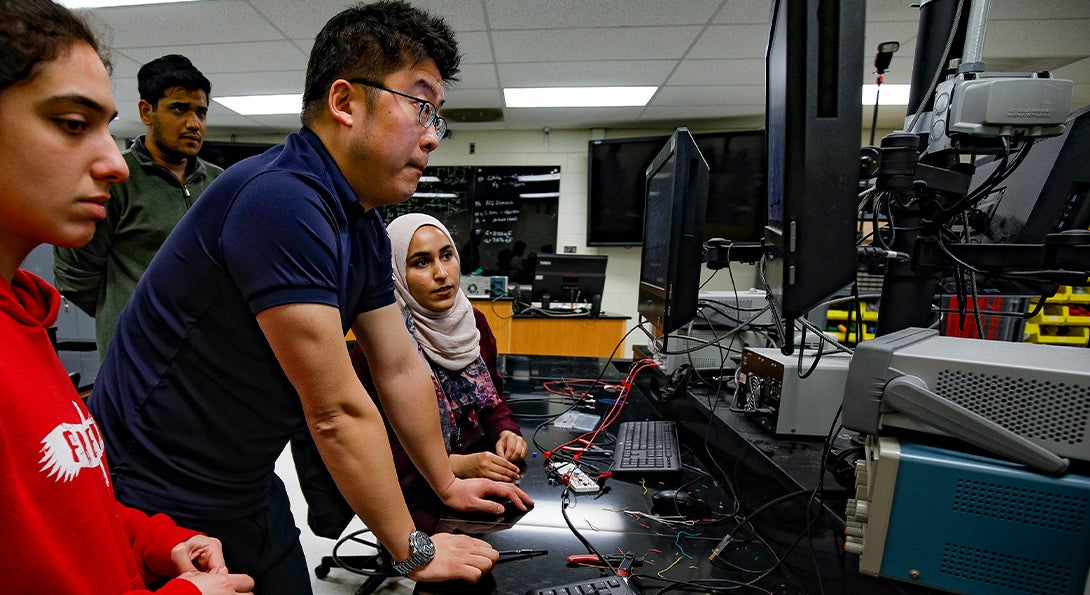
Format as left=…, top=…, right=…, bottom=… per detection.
left=651, top=488, right=710, bottom=520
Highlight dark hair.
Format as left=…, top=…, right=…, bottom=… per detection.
left=0, top=0, right=109, bottom=95
left=301, top=0, right=460, bottom=125
left=137, top=54, right=211, bottom=104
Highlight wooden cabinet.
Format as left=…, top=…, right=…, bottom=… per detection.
left=350, top=299, right=629, bottom=358
left=471, top=298, right=628, bottom=358
left=472, top=299, right=513, bottom=353
left=508, top=316, right=628, bottom=358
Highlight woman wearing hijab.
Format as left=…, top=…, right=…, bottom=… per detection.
left=351, top=214, right=529, bottom=531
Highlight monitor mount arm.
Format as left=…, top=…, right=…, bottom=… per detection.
left=872, top=0, right=1080, bottom=336
left=873, top=129, right=1090, bottom=335
left=703, top=239, right=765, bottom=269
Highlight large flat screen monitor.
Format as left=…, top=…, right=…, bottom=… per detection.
left=764, top=0, right=864, bottom=352
left=197, top=140, right=277, bottom=169
left=638, top=128, right=710, bottom=343
left=531, top=253, right=608, bottom=312
left=586, top=131, right=766, bottom=247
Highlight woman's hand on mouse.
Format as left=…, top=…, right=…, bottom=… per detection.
left=450, top=451, right=521, bottom=482
left=494, top=430, right=528, bottom=462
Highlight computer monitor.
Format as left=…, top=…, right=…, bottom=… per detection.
left=586, top=131, right=767, bottom=248
left=638, top=128, right=710, bottom=343
left=700, top=130, right=767, bottom=247
left=531, top=253, right=607, bottom=313
left=763, top=0, right=865, bottom=352
left=197, top=140, right=277, bottom=169
left=980, top=104, right=1090, bottom=245
left=586, top=135, right=665, bottom=246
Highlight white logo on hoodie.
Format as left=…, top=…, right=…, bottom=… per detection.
left=39, top=403, right=109, bottom=487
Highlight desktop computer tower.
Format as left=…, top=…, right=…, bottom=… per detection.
left=846, top=436, right=1090, bottom=595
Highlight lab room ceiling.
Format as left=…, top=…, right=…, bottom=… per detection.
left=83, top=0, right=1090, bottom=139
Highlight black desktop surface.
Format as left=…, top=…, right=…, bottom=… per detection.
left=395, top=355, right=934, bottom=595
left=414, top=355, right=805, bottom=595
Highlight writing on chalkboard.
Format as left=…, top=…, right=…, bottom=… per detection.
left=377, top=165, right=559, bottom=283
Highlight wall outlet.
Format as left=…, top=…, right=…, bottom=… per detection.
left=563, top=245, right=577, bottom=253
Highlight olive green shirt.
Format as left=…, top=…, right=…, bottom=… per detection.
left=53, top=136, right=223, bottom=359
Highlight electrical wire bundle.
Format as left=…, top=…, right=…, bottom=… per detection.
left=541, top=358, right=659, bottom=482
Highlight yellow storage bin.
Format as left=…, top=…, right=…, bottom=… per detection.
left=1067, top=304, right=1090, bottom=325
left=1028, top=304, right=1068, bottom=325
left=831, top=327, right=875, bottom=343
left=1026, top=324, right=1089, bottom=346
left=1070, top=286, right=1090, bottom=304
left=826, top=302, right=878, bottom=322
left=1049, top=285, right=1073, bottom=302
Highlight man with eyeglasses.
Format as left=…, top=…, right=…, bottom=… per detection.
left=88, top=1, right=532, bottom=592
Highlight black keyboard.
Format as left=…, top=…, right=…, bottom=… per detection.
left=611, top=420, right=681, bottom=473
left=526, top=575, right=639, bottom=595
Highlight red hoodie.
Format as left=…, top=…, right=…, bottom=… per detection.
left=0, top=269, right=199, bottom=594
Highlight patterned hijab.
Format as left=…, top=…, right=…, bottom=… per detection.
left=386, top=213, right=480, bottom=370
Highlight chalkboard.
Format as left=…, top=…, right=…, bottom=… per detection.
left=378, top=165, right=560, bottom=284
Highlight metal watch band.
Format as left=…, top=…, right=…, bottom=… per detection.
left=391, top=530, right=435, bottom=576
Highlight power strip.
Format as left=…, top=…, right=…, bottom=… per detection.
left=553, top=462, right=599, bottom=494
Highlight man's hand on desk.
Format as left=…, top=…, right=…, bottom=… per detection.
left=409, top=533, right=498, bottom=583
left=437, top=476, right=534, bottom=515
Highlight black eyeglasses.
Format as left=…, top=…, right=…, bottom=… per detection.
left=348, top=78, right=447, bottom=140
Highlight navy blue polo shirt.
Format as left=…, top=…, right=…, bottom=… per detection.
left=89, top=127, right=395, bottom=519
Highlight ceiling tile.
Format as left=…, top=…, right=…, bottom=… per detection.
left=689, top=24, right=771, bottom=60
left=118, top=41, right=308, bottom=76
left=667, top=59, right=765, bottom=86
left=89, top=1, right=280, bottom=48
left=490, top=27, right=703, bottom=62
left=496, top=60, right=677, bottom=88
left=714, top=1, right=773, bottom=25
left=485, top=0, right=720, bottom=29
left=455, top=30, right=494, bottom=65
left=653, top=85, right=765, bottom=106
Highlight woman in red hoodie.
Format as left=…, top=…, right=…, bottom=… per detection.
left=0, top=2, right=253, bottom=593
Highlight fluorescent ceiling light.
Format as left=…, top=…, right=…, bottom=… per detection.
left=504, top=87, right=657, bottom=108
left=61, top=0, right=203, bottom=7
left=862, top=83, right=911, bottom=106
left=214, top=94, right=302, bottom=116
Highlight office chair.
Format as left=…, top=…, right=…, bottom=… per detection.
left=313, top=528, right=398, bottom=595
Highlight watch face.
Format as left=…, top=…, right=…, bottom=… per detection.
left=410, top=530, right=436, bottom=557
left=394, top=531, right=436, bottom=575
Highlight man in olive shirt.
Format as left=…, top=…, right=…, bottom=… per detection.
left=54, top=54, right=221, bottom=359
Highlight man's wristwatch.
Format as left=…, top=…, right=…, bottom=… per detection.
left=391, top=530, right=435, bottom=576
